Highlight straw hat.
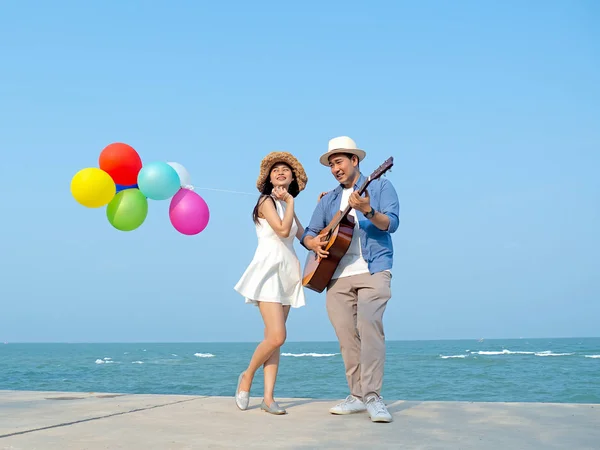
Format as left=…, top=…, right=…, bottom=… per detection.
left=319, top=136, right=366, bottom=166
left=256, top=151, right=307, bottom=195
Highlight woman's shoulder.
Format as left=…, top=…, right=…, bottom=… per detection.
left=257, top=195, right=277, bottom=216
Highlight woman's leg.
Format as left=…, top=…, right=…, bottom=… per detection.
left=238, top=302, right=287, bottom=393
left=263, top=305, right=291, bottom=404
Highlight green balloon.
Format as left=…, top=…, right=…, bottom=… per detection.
left=106, top=189, right=148, bottom=231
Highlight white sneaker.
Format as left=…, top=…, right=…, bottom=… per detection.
left=365, top=394, right=393, bottom=423
left=329, top=395, right=367, bottom=415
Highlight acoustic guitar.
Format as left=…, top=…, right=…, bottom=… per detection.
left=302, top=157, right=394, bottom=293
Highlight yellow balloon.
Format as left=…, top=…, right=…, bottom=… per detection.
left=70, top=168, right=116, bottom=208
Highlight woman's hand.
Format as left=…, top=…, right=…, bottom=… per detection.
left=272, top=186, right=293, bottom=203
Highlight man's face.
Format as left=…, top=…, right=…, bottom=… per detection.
left=328, top=153, right=358, bottom=187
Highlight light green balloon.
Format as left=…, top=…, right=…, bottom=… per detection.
left=106, top=189, right=148, bottom=232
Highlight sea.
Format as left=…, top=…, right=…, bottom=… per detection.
left=1, top=338, right=599, bottom=404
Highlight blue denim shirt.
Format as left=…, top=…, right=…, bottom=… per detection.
left=300, top=173, right=399, bottom=274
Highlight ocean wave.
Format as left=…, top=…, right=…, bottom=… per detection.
left=584, top=355, right=600, bottom=359
left=132, top=361, right=144, bottom=364
left=473, top=350, right=535, bottom=355
left=471, top=349, right=573, bottom=357
left=95, top=359, right=116, bottom=364
left=534, top=351, right=574, bottom=357
left=281, top=352, right=338, bottom=357
left=440, top=349, right=578, bottom=360
left=194, top=353, right=215, bottom=358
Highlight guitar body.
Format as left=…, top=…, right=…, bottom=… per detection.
left=302, top=212, right=355, bottom=293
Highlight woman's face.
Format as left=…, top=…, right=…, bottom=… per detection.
left=269, top=163, right=293, bottom=190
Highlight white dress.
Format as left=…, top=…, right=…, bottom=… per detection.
left=234, top=199, right=306, bottom=308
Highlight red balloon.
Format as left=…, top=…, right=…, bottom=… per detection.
left=99, top=143, right=142, bottom=186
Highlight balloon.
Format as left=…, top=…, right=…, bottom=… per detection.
left=106, top=189, right=148, bottom=232
left=99, top=143, right=142, bottom=185
left=70, top=167, right=116, bottom=208
left=116, top=183, right=138, bottom=193
left=167, top=162, right=192, bottom=188
left=137, top=161, right=180, bottom=200
left=169, top=189, right=210, bottom=235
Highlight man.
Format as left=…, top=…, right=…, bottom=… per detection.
left=301, top=136, right=399, bottom=423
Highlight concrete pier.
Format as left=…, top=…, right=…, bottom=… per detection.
left=1, top=390, right=598, bottom=449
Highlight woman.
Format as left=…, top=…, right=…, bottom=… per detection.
left=233, top=151, right=308, bottom=415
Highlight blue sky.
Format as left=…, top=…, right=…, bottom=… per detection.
left=0, top=1, right=598, bottom=342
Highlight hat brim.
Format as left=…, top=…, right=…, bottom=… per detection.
left=320, top=148, right=366, bottom=166
left=257, top=151, right=308, bottom=194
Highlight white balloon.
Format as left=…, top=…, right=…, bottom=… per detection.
left=167, top=162, right=192, bottom=188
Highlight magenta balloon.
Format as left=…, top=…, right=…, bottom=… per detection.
left=169, top=189, right=210, bottom=235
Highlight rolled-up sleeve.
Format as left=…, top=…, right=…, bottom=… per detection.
left=380, top=179, right=399, bottom=233
left=300, top=198, right=327, bottom=249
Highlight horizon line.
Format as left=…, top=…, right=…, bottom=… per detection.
left=2, top=336, right=599, bottom=344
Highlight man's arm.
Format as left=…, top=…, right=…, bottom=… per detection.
left=300, top=195, right=327, bottom=249
left=368, top=208, right=391, bottom=231
left=349, top=179, right=399, bottom=232
left=377, top=178, right=399, bottom=233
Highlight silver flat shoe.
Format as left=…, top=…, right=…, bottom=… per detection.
left=261, top=400, right=286, bottom=415
left=235, top=372, right=249, bottom=410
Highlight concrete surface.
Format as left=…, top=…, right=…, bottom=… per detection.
left=0, top=390, right=599, bottom=449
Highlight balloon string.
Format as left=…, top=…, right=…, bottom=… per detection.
left=194, top=187, right=256, bottom=196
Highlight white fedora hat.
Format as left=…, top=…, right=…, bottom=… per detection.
left=319, top=136, right=366, bottom=166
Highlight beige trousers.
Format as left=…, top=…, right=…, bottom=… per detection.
left=326, top=271, right=392, bottom=400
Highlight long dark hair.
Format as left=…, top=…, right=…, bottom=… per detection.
left=252, top=163, right=300, bottom=224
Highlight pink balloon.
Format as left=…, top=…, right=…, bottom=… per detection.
left=169, top=189, right=210, bottom=235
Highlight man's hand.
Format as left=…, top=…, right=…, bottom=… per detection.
left=306, top=235, right=329, bottom=259
left=348, top=189, right=371, bottom=215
